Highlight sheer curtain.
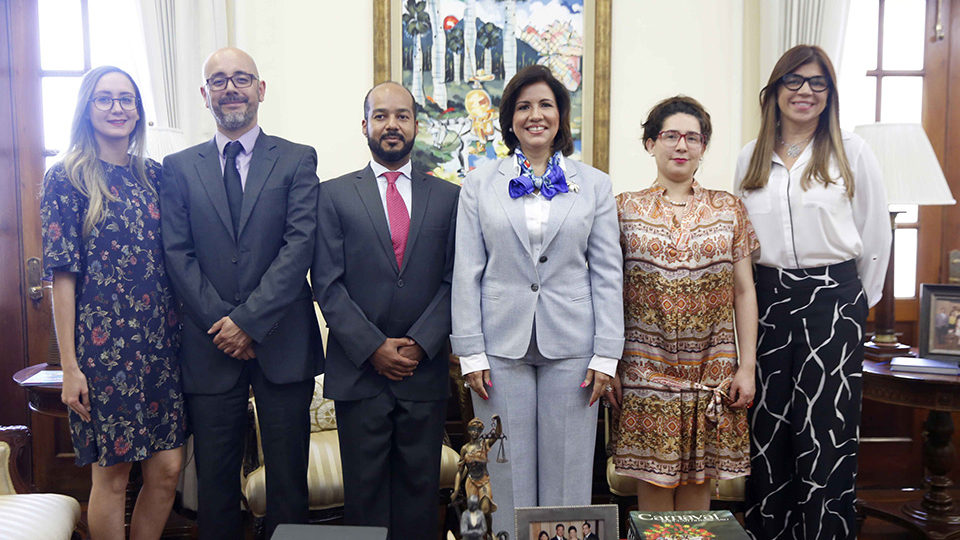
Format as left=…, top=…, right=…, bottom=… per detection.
left=759, top=0, right=852, bottom=78
left=137, top=0, right=228, bottom=157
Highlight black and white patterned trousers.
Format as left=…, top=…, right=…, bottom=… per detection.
left=745, top=261, right=867, bottom=540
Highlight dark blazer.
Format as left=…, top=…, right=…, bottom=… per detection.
left=312, top=165, right=458, bottom=402
left=161, top=131, right=323, bottom=394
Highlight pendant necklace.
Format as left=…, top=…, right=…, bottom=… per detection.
left=778, top=133, right=811, bottom=158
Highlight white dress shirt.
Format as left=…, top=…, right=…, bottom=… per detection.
left=370, top=160, right=413, bottom=232
left=460, top=154, right=619, bottom=377
left=734, top=130, right=891, bottom=307
left=215, top=125, right=261, bottom=189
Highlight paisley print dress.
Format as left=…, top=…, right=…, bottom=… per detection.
left=611, top=181, right=757, bottom=487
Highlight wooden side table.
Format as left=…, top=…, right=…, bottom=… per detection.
left=12, top=362, right=67, bottom=417
left=859, top=359, right=960, bottom=539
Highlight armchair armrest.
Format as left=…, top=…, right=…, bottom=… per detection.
left=0, top=425, right=31, bottom=495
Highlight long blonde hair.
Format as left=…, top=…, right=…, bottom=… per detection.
left=54, top=66, right=152, bottom=236
left=740, top=45, right=855, bottom=197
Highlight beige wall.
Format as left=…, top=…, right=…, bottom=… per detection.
left=232, top=0, right=763, bottom=192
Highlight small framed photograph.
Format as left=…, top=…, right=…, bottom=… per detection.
left=919, top=283, right=960, bottom=362
left=515, top=505, right=618, bottom=540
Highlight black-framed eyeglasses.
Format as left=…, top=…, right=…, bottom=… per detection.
left=205, top=72, right=258, bottom=91
left=780, top=73, right=830, bottom=92
left=657, top=130, right=704, bottom=148
left=89, top=95, right=138, bottom=111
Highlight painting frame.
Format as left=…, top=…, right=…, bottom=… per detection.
left=514, top=504, right=619, bottom=540
left=373, top=0, right=612, bottom=173
left=919, top=283, right=960, bottom=362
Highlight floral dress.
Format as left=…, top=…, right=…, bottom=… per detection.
left=41, top=158, right=185, bottom=467
left=611, top=181, right=758, bottom=487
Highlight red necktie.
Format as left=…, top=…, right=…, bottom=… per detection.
left=383, top=171, right=409, bottom=268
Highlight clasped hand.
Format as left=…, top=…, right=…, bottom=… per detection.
left=370, top=337, right=422, bottom=381
left=208, top=316, right=255, bottom=360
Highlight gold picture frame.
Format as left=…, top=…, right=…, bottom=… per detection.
left=373, top=0, right=611, bottom=173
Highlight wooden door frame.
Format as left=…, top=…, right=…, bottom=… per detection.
left=1, top=0, right=89, bottom=496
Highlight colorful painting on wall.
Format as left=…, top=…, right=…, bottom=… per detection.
left=392, top=0, right=590, bottom=182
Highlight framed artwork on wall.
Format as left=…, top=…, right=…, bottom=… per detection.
left=373, top=0, right=611, bottom=181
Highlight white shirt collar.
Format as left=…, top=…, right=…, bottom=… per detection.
left=370, top=159, right=412, bottom=181
left=215, top=125, right=261, bottom=156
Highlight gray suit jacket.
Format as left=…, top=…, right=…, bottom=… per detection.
left=160, top=132, right=323, bottom=394
left=312, top=166, right=459, bottom=401
left=451, top=157, right=624, bottom=360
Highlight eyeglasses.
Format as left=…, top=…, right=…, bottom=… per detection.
left=657, top=130, right=704, bottom=148
left=205, top=72, right=258, bottom=91
left=89, top=96, right=138, bottom=111
left=780, top=73, right=830, bottom=92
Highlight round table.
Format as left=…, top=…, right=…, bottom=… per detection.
left=12, top=363, right=67, bottom=418
left=859, top=359, right=960, bottom=539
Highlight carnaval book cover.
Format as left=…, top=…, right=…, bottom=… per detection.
left=627, top=510, right=750, bottom=540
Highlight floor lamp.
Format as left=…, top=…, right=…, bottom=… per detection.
left=854, top=123, right=956, bottom=361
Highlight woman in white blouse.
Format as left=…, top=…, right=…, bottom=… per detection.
left=735, top=45, right=890, bottom=540
left=451, top=64, right=623, bottom=535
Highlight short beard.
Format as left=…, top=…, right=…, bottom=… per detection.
left=367, top=133, right=414, bottom=164
left=211, top=93, right=258, bottom=131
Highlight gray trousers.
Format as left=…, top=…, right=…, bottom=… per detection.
left=472, top=339, right=598, bottom=536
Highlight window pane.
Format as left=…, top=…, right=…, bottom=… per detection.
left=838, top=0, right=879, bottom=128
left=880, top=76, right=923, bottom=123
left=893, top=228, right=917, bottom=298
left=87, top=0, right=156, bottom=126
left=42, top=76, right=83, bottom=155
left=891, top=204, right=918, bottom=224
left=39, top=0, right=84, bottom=71
left=45, top=156, right=60, bottom=175
left=882, top=0, right=925, bottom=71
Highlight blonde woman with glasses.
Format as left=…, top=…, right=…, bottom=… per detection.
left=41, top=66, right=185, bottom=540
left=735, top=45, right=890, bottom=540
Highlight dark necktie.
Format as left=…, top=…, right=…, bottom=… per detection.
left=382, top=171, right=409, bottom=268
left=223, top=140, right=243, bottom=235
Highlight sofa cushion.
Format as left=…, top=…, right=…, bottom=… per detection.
left=243, top=431, right=461, bottom=517
left=0, top=493, right=80, bottom=540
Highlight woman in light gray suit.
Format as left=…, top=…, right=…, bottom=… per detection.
left=452, top=65, right=624, bottom=534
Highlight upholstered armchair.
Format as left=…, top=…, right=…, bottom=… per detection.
left=241, top=375, right=461, bottom=525
left=0, top=425, right=83, bottom=540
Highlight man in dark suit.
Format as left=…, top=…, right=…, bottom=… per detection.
left=160, top=47, right=321, bottom=539
left=554, top=523, right=567, bottom=540
left=582, top=521, right=598, bottom=540
left=312, top=81, right=458, bottom=539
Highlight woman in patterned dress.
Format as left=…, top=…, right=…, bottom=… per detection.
left=41, top=66, right=185, bottom=539
left=612, top=96, right=758, bottom=511
left=735, top=45, right=890, bottom=540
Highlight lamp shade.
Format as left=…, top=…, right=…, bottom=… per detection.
left=854, top=123, right=955, bottom=206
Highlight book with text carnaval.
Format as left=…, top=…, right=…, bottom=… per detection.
left=627, top=510, right=750, bottom=540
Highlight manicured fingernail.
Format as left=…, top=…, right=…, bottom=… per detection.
left=482, top=395, right=488, bottom=400
left=580, top=382, right=588, bottom=388
left=486, top=380, right=493, bottom=388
